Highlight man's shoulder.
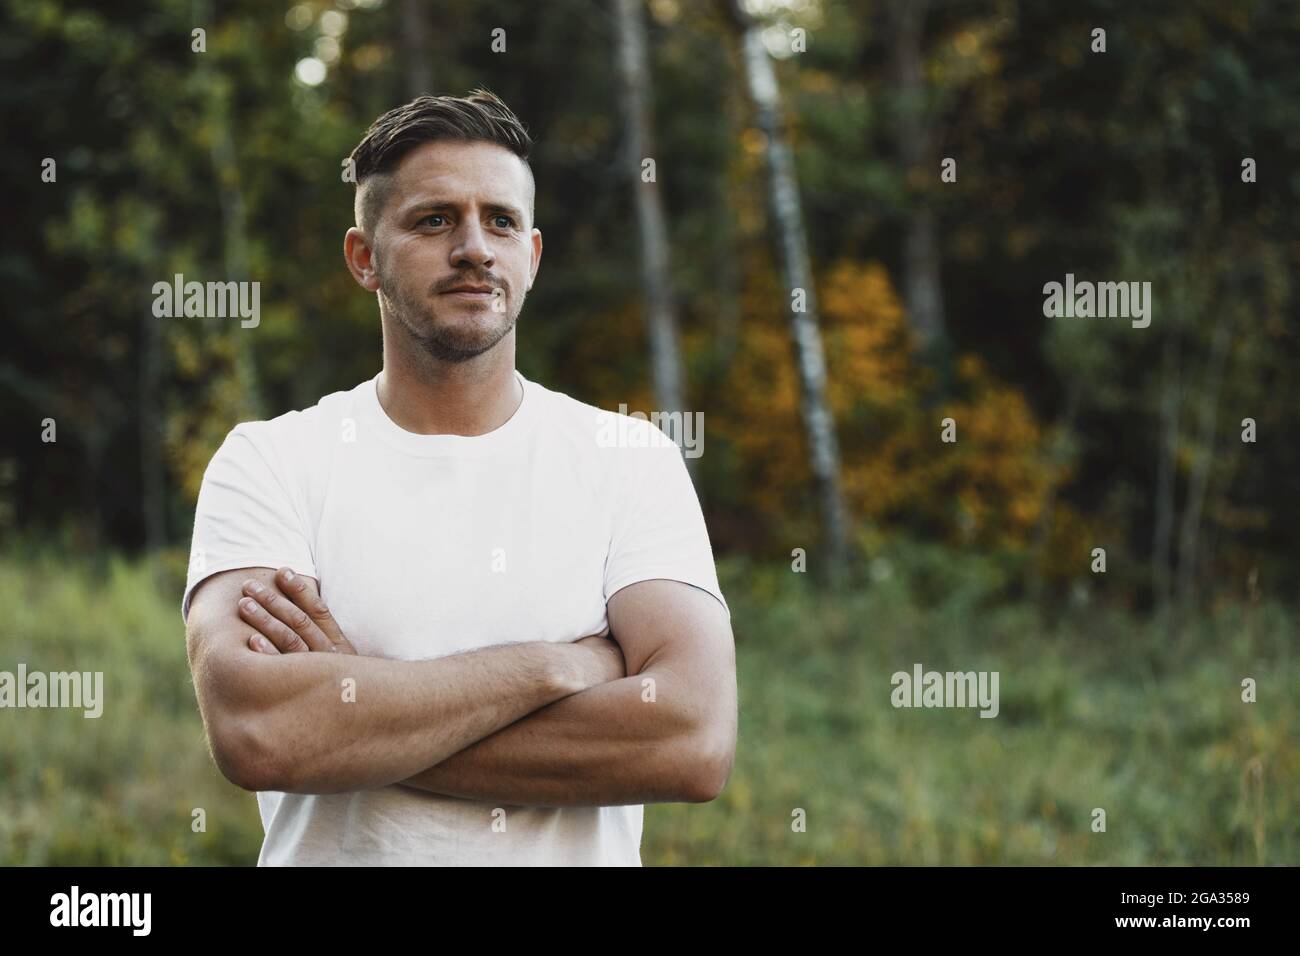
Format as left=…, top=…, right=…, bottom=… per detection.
left=527, top=379, right=679, bottom=454
left=219, top=378, right=372, bottom=459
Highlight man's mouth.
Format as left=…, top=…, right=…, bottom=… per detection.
left=440, top=284, right=495, bottom=297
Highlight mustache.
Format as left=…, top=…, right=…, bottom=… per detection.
left=432, top=272, right=508, bottom=294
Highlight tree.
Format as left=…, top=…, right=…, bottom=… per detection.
left=399, top=0, right=433, bottom=97
left=723, top=0, right=851, bottom=577
left=613, top=0, right=688, bottom=444
left=888, top=0, right=949, bottom=362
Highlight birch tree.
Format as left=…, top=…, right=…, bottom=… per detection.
left=724, top=0, right=851, bottom=575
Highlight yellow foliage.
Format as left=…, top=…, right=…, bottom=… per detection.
left=715, top=259, right=1057, bottom=548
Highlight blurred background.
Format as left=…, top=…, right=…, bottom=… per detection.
left=1, top=0, right=1297, bottom=864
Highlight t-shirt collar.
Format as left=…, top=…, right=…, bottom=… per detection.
left=359, top=369, right=534, bottom=458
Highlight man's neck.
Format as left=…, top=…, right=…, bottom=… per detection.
left=376, top=333, right=522, bottom=437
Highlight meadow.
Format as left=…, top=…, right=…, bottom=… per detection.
left=1, top=544, right=1293, bottom=865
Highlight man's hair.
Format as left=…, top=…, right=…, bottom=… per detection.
left=348, top=89, right=534, bottom=233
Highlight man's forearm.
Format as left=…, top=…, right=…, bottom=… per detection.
left=204, top=639, right=584, bottom=795
left=399, top=667, right=720, bottom=807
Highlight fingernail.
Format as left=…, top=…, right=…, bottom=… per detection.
left=241, top=597, right=257, bottom=612
left=282, top=569, right=296, bottom=582
left=246, top=581, right=264, bottom=595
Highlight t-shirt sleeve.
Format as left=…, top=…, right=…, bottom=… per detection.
left=603, top=429, right=728, bottom=616
left=181, top=425, right=317, bottom=622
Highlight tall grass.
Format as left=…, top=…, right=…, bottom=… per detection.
left=647, top=554, right=1297, bottom=865
left=0, top=546, right=261, bottom=864
left=1, top=545, right=1293, bottom=865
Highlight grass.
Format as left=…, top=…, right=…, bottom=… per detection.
left=646, top=557, right=1297, bottom=865
left=0, top=548, right=262, bottom=864
left=0, top=546, right=1294, bottom=865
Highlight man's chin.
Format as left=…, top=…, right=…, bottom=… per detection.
left=417, top=326, right=511, bottom=363
left=385, top=297, right=516, bottom=363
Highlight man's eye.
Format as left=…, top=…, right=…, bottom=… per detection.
left=421, top=214, right=446, bottom=227
left=493, top=215, right=514, bottom=229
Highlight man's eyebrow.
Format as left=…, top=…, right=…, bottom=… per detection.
left=482, top=202, right=525, bottom=221
left=399, top=198, right=525, bottom=221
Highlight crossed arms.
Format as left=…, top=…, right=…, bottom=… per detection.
left=185, top=566, right=737, bottom=807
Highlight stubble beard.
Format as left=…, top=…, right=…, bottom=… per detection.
left=377, top=263, right=521, bottom=364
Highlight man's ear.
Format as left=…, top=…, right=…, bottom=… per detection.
left=344, top=227, right=381, bottom=292
left=527, top=227, right=542, bottom=291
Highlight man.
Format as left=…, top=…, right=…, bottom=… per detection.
left=182, top=90, right=736, bottom=866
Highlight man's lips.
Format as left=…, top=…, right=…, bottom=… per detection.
left=440, top=285, right=495, bottom=295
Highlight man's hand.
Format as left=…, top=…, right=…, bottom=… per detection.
left=237, top=567, right=358, bottom=655
left=566, top=630, right=627, bottom=685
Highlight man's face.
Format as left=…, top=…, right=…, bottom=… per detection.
left=357, top=139, right=541, bottom=363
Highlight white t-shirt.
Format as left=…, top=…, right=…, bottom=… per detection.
left=182, top=370, right=727, bottom=866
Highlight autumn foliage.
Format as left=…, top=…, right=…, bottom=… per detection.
left=713, top=259, right=1056, bottom=554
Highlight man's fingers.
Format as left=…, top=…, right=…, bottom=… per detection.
left=248, top=633, right=281, bottom=655
left=275, top=568, right=356, bottom=654
left=235, top=572, right=356, bottom=656
left=238, top=595, right=304, bottom=653
left=238, top=595, right=311, bottom=653
left=241, top=579, right=335, bottom=652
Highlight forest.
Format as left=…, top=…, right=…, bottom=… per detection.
left=0, top=0, right=1296, bottom=865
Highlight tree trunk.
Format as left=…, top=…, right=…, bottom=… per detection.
left=1176, top=312, right=1233, bottom=611
left=613, top=0, right=688, bottom=445
left=726, top=0, right=852, bottom=577
left=1028, top=381, right=1081, bottom=603
left=890, top=0, right=947, bottom=358
left=711, top=92, right=743, bottom=370
left=1152, top=325, right=1181, bottom=619
left=139, top=248, right=166, bottom=556
left=400, top=0, right=433, bottom=98
left=207, top=72, right=264, bottom=421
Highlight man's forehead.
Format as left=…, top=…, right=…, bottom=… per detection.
left=392, top=140, right=529, bottom=193
left=370, top=140, right=533, bottom=226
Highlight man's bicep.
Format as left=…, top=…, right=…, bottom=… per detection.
left=606, top=578, right=734, bottom=683
left=186, top=567, right=319, bottom=687
left=187, top=568, right=262, bottom=672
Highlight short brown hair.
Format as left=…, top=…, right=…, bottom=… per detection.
left=348, top=89, right=534, bottom=232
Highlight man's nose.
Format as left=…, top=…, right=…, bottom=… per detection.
left=451, top=218, right=494, bottom=269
